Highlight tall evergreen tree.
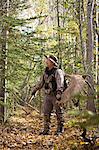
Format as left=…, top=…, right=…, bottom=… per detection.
left=0, top=0, right=9, bottom=122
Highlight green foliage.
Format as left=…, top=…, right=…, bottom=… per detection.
left=78, top=111, right=99, bottom=128
left=67, top=109, right=80, bottom=117
left=0, top=0, right=97, bottom=121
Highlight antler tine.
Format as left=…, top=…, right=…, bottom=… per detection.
left=64, top=74, right=72, bottom=78
left=82, top=74, right=92, bottom=79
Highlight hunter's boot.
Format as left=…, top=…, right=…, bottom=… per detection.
left=55, top=123, right=64, bottom=135
left=55, top=111, right=64, bottom=135
left=39, top=115, right=50, bottom=135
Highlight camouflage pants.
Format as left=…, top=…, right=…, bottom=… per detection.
left=43, top=94, right=64, bottom=131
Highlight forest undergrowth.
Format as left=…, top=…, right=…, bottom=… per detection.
left=0, top=105, right=99, bottom=150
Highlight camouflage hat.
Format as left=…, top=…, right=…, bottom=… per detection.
left=45, top=55, right=58, bottom=66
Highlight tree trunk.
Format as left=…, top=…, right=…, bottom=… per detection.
left=0, top=25, right=6, bottom=122
left=56, top=0, right=62, bottom=68
left=86, top=0, right=96, bottom=113
left=78, top=0, right=87, bottom=71
left=95, top=0, right=99, bottom=112
left=0, top=0, right=8, bottom=122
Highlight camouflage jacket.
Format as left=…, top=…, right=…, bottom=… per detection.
left=32, top=67, right=65, bottom=99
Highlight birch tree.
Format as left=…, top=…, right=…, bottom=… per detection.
left=78, top=0, right=87, bottom=71
left=86, top=0, right=96, bottom=113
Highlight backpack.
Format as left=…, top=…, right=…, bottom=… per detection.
left=55, top=68, right=68, bottom=91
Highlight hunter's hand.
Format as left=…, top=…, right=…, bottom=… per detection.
left=32, top=91, right=36, bottom=96
left=56, top=91, right=62, bottom=101
left=56, top=94, right=61, bottom=101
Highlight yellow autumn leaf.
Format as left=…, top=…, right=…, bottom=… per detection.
left=80, top=141, right=85, bottom=145
left=80, top=141, right=89, bottom=145
left=96, top=142, right=99, bottom=146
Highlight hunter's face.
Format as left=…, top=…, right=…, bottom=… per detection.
left=45, top=58, right=54, bottom=68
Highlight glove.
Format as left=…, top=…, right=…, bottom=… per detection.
left=32, top=90, right=36, bottom=96
left=56, top=91, right=62, bottom=101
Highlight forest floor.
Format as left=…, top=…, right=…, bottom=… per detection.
left=0, top=105, right=99, bottom=150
